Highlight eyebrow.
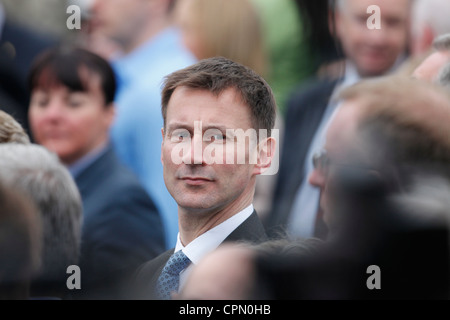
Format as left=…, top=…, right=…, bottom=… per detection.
left=166, top=122, right=230, bottom=133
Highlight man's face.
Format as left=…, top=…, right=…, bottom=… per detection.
left=335, top=0, right=410, bottom=77
left=413, top=51, right=450, bottom=82
left=309, top=102, right=362, bottom=225
left=161, top=87, right=264, bottom=215
left=29, top=76, right=114, bottom=165
left=90, top=0, right=150, bottom=45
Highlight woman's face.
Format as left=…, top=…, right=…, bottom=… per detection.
left=29, top=75, right=114, bottom=165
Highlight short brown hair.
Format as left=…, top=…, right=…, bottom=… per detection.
left=0, top=110, right=30, bottom=144
left=161, top=57, right=276, bottom=136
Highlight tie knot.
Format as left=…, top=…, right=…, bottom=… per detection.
left=155, top=250, right=191, bottom=299
left=164, top=250, right=191, bottom=276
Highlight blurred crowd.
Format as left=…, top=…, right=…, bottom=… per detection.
left=1, top=0, right=450, bottom=300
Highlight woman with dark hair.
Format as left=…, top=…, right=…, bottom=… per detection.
left=28, top=46, right=165, bottom=299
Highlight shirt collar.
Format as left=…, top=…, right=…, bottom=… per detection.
left=175, top=204, right=254, bottom=264
left=68, top=142, right=109, bottom=178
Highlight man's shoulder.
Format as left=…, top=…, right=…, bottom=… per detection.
left=77, top=148, right=145, bottom=194
left=225, top=211, right=267, bottom=244
left=77, top=148, right=160, bottom=220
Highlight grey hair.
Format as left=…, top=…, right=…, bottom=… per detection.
left=433, top=33, right=450, bottom=52
left=437, top=61, right=450, bottom=88
left=0, top=144, right=82, bottom=284
left=0, top=110, right=30, bottom=144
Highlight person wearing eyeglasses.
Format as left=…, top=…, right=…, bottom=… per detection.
left=308, top=76, right=450, bottom=234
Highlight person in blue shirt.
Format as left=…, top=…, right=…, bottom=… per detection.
left=91, top=0, right=196, bottom=248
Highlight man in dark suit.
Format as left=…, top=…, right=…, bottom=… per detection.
left=28, top=47, right=165, bottom=299
left=265, top=0, right=411, bottom=239
left=134, top=57, right=277, bottom=300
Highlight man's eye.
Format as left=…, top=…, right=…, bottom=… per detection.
left=171, top=130, right=190, bottom=142
left=211, top=134, right=225, bottom=142
left=204, top=130, right=225, bottom=143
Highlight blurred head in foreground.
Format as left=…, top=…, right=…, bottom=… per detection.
left=0, top=181, right=41, bottom=300
left=0, top=110, right=30, bottom=144
left=413, top=33, right=450, bottom=86
left=178, top=238, right=324, bottom=300
left=0, top=144, right=82, bottom=298
left=309, top=76, right=450, bottom=232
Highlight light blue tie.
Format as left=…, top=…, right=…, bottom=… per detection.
left=156, top=250, right=191, bottom=300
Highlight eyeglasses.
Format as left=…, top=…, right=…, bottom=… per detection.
left=312, top=149, right=330, bottom=175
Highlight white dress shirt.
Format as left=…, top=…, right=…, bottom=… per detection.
left=174, top=204, right=254, bottom=291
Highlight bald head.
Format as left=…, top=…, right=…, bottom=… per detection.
left=413, top=51, right=450, bottom=82
left=316, top=76, right=450, bottom=229
left=413, top=34, right=450, bottom=84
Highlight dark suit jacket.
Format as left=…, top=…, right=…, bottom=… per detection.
left=75, top=146, right=165, bottom=299
left=264, top=78, right=340, bottom=237
left=133, top=211, right=267, bottom=299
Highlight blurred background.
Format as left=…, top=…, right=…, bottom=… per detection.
left=2, top=0, right=450, bottom=300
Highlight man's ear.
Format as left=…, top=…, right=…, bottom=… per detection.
left=253, top=137, right=276, bottom=176
left=161, top=127, right=165, bottom=166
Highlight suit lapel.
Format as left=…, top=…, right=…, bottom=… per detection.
left=74, top=147, right=114, bottom=197
left=224, top=211, right=267, bottom=244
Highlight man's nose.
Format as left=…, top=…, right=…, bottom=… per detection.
left=366, top=26, right=390, bottom=47
left=182, top=133, right=204, bottom=165
left=309, top=168, right=327, bottom=189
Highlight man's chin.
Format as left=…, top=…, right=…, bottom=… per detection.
left=358, top=62, right=392, bottom=78
left=178, top=200, right=215, bottom=213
